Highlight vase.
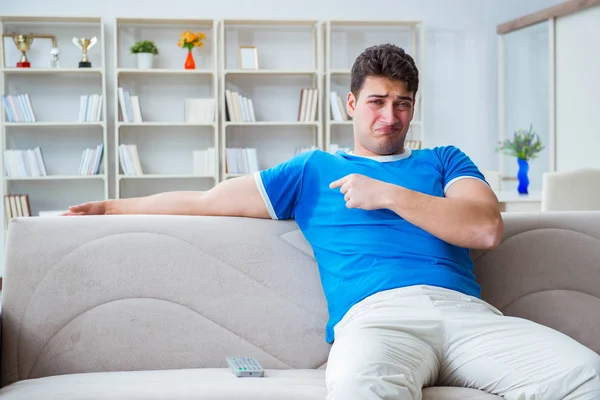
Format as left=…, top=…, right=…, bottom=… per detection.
left=136, top=53, right=154, bottom=69
left=517, top=158, right=530, bottom=195
left=184, top=50, right=195, bottom=69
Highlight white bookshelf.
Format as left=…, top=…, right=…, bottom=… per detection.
left=219, top=19, right=323, bottom=180
left=0, top=16, right=108, bottom=230
left=324, top=20, right=425, bottom=153
left=114, top=18, right=218, bottom=199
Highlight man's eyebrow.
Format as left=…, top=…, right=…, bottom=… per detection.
left=366, top=94, right=413, bottom=101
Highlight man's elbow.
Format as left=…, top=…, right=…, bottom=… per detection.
left=481, top=213, right=504, bottom=250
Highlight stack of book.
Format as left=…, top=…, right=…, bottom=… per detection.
left=118, top=144, right=143, bottom=175
left=118, top=87, right=143, bottom=123
left=78, top=144, right=104, bottom=175
left=192, top=148, right=216, bottom=176
left=3, top=147, right=47, bottom=177
left=4, top=194, right=31, bottom=220
left=224, top=90, right=255, bottom=122
left=298, top=88, right=319, bottom=122
left=2, top=94, right=36, bottom=122
left=226, top=148, right=259, bottom=174
left=184, top=99, right=216, bottom=124
left=78, top=94, right=103, bottom=122
left=329, top=91, right=350, bottom=121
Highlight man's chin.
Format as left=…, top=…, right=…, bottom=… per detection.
left=370, top=141, right=404, bottom=156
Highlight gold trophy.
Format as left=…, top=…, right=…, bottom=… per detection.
left=72, top=36, right=97, bottom=68
left=13, top=34, right=34, bottom=68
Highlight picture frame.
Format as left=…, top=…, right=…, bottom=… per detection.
left=238, top=46, right=258, bottom=70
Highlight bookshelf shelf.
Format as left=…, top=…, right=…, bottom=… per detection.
left=2, top=68, right=103, bottom=75
left=224, top=121, right=318, bottom=127
left=220, top=19, right=323, bottom=178
left=118, top=122, right=217, bottom=128
left=224, top=173, right=248, bottom=179
left=117, top=68, right=214, bottom=76
left=115, top=17, right=219, bottom=199
left=118, top=174, right=215, bottom=180
left=329, top=69, right=351, bottom=75
left=4, top=122, right=104, bottom=127
left=1, top=15, right=108, bottom=228
left=6, top=175, right=107, bottom=181
left=224, top=69, right=318, bottom=76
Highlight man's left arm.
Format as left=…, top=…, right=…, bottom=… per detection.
left=330, top=175, right=504, bottom=250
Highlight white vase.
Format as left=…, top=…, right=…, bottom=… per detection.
left=136, top=53, right=154, bottom=69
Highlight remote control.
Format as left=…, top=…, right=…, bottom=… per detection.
left=226, top=356, right=265, bottom=377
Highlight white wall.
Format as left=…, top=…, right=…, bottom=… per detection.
left=0, top=0, right=564, bottom=274
left=3, top=0, right=561, bottom=172
left=556, top=5, right=600, bottom=171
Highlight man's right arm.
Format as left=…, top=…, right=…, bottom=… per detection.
left=64, top=174, right=270, bottom=219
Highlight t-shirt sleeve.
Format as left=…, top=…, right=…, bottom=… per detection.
left=436, top=146, right=487, bottom=194
left=253, top=150, right=314, bottom=220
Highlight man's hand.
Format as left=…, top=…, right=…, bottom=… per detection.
left=329, top=174, right=391, bottom=210
left=62, top=200, right=107, bottom=216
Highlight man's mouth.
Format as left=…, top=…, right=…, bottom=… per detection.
left=375, top=126, right=398, bottom=134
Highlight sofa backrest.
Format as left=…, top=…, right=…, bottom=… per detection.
left=1, top=212, right=599, bottom=387
left=0, top=216, right=330, bottom=387
left=472, top=212, right=600, bottom=355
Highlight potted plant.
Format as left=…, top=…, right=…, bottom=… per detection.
left=496, top=124, right=544, bottom=195
left=130, top=40, right=159, bottom=69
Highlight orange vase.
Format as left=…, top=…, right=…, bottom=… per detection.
left=184, top=50, right=195, bottom=69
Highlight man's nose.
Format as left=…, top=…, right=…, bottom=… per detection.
left=380, top=105, right=398, bottom=124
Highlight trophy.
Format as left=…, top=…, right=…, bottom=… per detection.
left=50, top=47, right=60, bottom=68
left=13, top=34, right=34, bottom=68
left=72, top=36, right=97, bottom=68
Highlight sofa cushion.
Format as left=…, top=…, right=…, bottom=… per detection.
left=0, top=368, right=501, bottom=400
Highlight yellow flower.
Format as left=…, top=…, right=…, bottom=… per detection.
left=178, top=30, right=206, bottom=49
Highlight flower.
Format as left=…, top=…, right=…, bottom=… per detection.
left=496, top=124, right=544, bottom=161
left=178, top=31, right=206, bottom=51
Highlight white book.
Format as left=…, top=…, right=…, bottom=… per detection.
left=39, top=210, right=66, bottom=217
left=118, top=145, right=129, bottom=175
left=304, top=89, right=313, bottom=122
left=248, top=99, right=256, bottom=122
left=330, top=92, right=342, bottom=121
left=96, top=94, right=103, bottom=122
left=78, top=148, right=87, bottom=175
left=225, top=90, right=235, bottom=122
left=131, top=96, right=143, bottom=123
left=34, top=147, right=47, bottom=176
left=78, top=95, right=86, bottom=122
left=93, top=143, right=104, bottom=174
left=27, top=149, right=40, bottom=177
left=310, top=89, right=318, bottom=121
left=117, top=88, right=130, bottom=122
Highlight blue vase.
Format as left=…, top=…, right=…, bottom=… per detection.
left=517, top=158, right=529, bottom=195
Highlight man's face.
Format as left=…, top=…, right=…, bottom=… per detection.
left=347, top=76, right=415, bottom=157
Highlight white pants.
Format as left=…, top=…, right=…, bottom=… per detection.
left=326, top=285, right=600, bottom=400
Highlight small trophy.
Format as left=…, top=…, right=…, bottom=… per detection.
left=50, top=47, right=60, bottom=68
left=13, top=34, right=34, bottom=68
left=72, top=36, right=97, bottom=68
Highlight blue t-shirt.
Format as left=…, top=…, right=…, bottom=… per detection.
left=255, top=146, right=486, bottom=343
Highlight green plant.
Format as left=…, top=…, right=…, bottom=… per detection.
left=130, top=40, right=159, bottom=55
left=496, top=124, right=544, bottom=161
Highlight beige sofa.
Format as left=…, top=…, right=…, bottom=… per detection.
left=0, top=212, right=599, bottom=399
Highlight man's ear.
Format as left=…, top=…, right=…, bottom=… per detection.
left=347, top=92, right=356, bottom=118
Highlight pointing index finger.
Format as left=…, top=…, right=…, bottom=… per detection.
left=329, top=175, right=348, bottom=189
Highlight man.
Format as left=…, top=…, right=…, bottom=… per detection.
left=65, top=44, right=600, bottom=400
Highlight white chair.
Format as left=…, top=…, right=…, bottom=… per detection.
left=480, top=169, right=502, bottom=191
left=541, top=168, right=600, bottom=211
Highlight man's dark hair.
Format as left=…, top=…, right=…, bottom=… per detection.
left=350, top=44, right=419, bottom=99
